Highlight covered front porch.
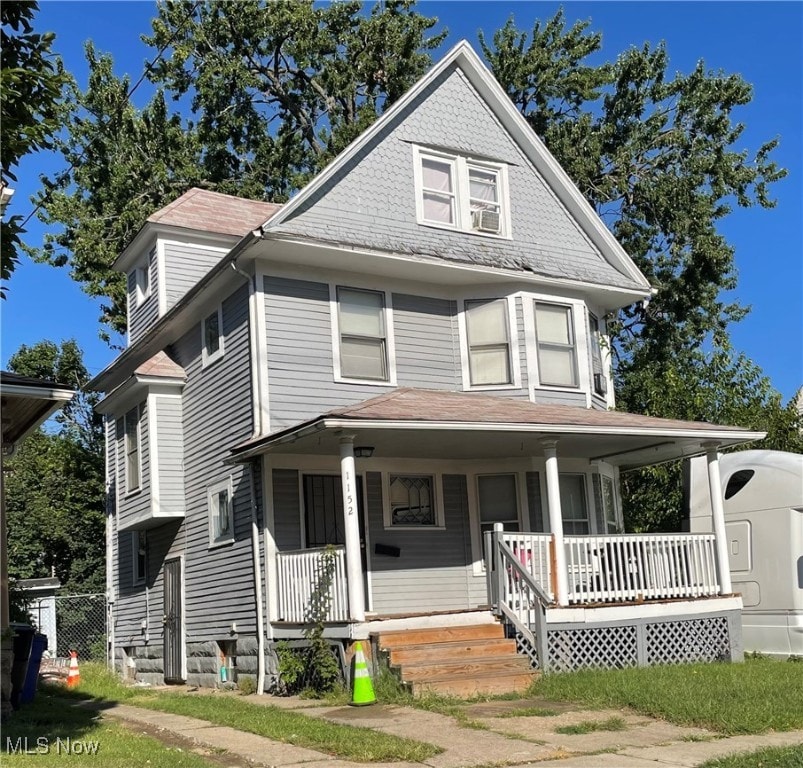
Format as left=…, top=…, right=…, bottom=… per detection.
left=230, top=388, right=763, bottom=671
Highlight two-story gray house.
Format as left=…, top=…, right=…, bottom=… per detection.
left=90, top=42, right=763, bottom=695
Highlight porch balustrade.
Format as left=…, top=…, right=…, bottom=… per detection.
left=276, top=546, right=349, bottom=623
left=490, top=530, right=721, bottom=615
left=564, top=533, right=720, bottom=604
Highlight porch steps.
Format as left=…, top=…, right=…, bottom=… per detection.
left=374, top=623, right=536, bottom=697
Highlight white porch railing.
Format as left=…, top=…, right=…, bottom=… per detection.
left=276, top=546, right=349, bottom=623
left=499, top=533, right=554, bottom=602
left=564, top=533, right=720, bottom=604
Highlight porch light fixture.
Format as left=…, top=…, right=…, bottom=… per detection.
left=354, top=446, right=375, bottom=458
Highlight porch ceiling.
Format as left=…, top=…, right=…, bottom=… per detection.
left=231, top=388, right=765, bottom=469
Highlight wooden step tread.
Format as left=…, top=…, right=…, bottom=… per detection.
left=412, top=667, right=536, bottom=684
left=375, top=623, right=503, bottom=648
left=388, top=637, right=516, bottom=664
left=398, top=657, right=532, bottom=682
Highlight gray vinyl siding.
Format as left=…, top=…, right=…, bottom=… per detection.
left=114, top=521, right=183, bottom=646
left=155, top=396, right=185, bottom=516
left=367, top=472, right=480, bottom=614
left=531, top=388, right=588, bottom=408
left=116, top=402, right=150, bottom=530
left=392, top=293, right=460, bottom=390
left=276, top=65, right=638, bottom=291
left=163, top=241, right=227, bottom=311
left=128, top=246, right=159, bottom=344
left=271, top=469, right=302, bottom=551
left=171, top=283, right=258, bottom=641
left=264, top=277, right=397, bottom=430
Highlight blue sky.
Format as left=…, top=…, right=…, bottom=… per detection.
left=2, top=1, right=801, bottom=401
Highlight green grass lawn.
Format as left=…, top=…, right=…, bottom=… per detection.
left=48, top=663, right=441, bottom=763
left=698, top=745, right=803, bottom=768
left=533, top=657, right=803, bottom=735
left=2, top=694, right=216, bottom=767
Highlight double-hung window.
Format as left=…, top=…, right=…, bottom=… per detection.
left=337, top=287, right=388, bottom=381
left=465, top=299, right=511, bottom=386
left=208, top=478, right=234, bottom=547
left=559, top=473, right=590, bottom=535
left=415, top=148, right=508, bottom=237
left=124, top=406, right=141, bottom=494
left=134, top=263, right=150, bottom=306
left=202, top=305, right=224, bottom=367
left=534, top=302, right=578, bottom=388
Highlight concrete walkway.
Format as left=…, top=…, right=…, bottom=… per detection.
left=95, top=694, right=803, bottom=768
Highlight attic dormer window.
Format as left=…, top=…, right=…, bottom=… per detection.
left=414, top=147, right=509, bottom=237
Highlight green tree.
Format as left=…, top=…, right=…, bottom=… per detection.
left=0, top=0, right=69, bottom=296
left=32, top=0, right=445, bottom=338
left=480, top=12, right=796, bottom=529
left=4, top=341, right=106, bottom=593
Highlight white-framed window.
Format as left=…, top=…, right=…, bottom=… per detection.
left=207, top=477, right=234, bottom=547
left=600, top=474, right=619, bottom=533
left=124, top=405, right=141, bottom=495
left=534, top=302, right=579, bottom=388
left=132, top=530, right=147, bottom=585
left=588, top=313, right=607, bottom=397
left=477, top=473, right=520, bottom=538
left=335, top=286, right=390, bottom=382
left=559, top=473, right=590, bottom=534
left=134, top=263, right=150, bottom=306
left=385, top=474, right=440, bottom=528
left=414, top=147, right=510, bottom=237
left=464, top=298, right=513, bottom=386
left=201, top=305, right=224, bottom=367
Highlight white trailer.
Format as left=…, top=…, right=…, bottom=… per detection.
left=685, top=450, right=803, bottom=657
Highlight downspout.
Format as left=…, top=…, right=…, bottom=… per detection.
left=248, top=462, right=266, bottom=695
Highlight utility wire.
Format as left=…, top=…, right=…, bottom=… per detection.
left=19, top=0, right=202, bottom=231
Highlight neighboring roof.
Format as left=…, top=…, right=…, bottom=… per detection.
left=134, top=350, right=185, bottom=379
left=1, top=371, right=75, bottom=447
left=230, top=388, right=766, bottom=468
left=147, top=187, right=282, bottom=237
left=17, top=577, right=61, bottom=592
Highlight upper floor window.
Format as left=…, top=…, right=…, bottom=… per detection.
left=534, top=302, right=578, bottom=388
left=134, top=263, right=150, bottom=306
left=208, top=477, right=234, bottom=547
left=336, top=287, right=388, bottom=381
left=415, top=147, right=509, bottom=237
left=202, top=305, right=224, bottom=367
left=124, top=405, right=141, bottom=494
left=465, top=299, right=512, bottom=386
left=588, top=313, right=607, bottom=397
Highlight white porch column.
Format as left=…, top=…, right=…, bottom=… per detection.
left=542, top=439, right=569, bottom=606
left=706, top=445, right=733, bottom=595
left=339, top=436, right=365, bottom=622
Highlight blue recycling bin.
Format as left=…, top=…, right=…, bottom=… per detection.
left=20, top=634, right=48, bottom=705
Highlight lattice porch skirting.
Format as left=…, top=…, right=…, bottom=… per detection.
left=512, top=609, right=742, bottom=673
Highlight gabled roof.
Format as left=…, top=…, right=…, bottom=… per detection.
left=147, top=188, right=281, bottom=237
left=134, top=350, right=185, bottom=379
left=262, top=41, right=652, bottom=294
left=114, top=188, right=281, bottom=272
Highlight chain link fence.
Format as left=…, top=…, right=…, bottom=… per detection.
left=51, top=593, right=107, bottom=661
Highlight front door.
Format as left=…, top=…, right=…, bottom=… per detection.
left=163, top=558, right=184, bottom=683
left=303, top=474, right=366, bottom=568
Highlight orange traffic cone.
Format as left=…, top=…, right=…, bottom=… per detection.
left=67, top=651, right=80, bottom=688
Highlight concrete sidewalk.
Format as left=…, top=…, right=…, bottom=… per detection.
left=94, top=694, right=803, bottom=768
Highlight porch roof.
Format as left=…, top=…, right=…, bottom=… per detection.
left=230, top=388, right=765, bottom=468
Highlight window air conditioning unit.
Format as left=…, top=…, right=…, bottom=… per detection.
left=594, top=373, right=608, bottom=396
left=472, top=208, right=501, bottom=234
